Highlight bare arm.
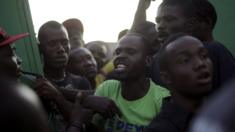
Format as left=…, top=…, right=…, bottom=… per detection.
left=35, top=78, right=73, bottom=121
left=130, top=0, right=151, bottom=32
left=58, top=87, right=94, bottom=102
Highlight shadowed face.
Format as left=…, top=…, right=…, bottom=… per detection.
left=87, top=43, right=107, bottom=70
left=68, top=48, right=97, bottom=79
left=162, top=36, right=213, bottom=98
left=156, top=5, right=187, bottom=43
left=40, top=27, right=70, bottom=69
left=0, top=45, right=21, bottom=79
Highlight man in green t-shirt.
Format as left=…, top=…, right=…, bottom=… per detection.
left=78, top=33, right=169, bottom=132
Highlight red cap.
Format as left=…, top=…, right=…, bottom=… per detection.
left=0, top=27, right=29, bottom=47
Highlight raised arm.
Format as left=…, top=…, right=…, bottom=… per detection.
left=130, top=0, right=151, bottom=32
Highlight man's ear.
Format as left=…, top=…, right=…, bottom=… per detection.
left=160, top=71, right=172, bottom=86
left=145, top=55, right=153, bottom=67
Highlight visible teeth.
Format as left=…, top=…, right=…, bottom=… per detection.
left=117, top=64, right=127, bottom=68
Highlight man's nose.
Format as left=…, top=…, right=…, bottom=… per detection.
left=194, top=57, right=206, bottom=71
left=57, top=43, right=66, bottom=53
left=156, top=21, right=166, bottom=33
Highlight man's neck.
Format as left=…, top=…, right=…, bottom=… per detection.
left=200, top=32, right=214, bottom=43
left=172, top=92, right=203, bottom=113
left=44, top=66, right=66, bottom=81
left=88, top=77, right=96, bottom=89
left=121, top=77, right=150, bottom=101
left=204, top=33, right=214, bottom=43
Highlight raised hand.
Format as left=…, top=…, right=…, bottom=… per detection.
left=142, top=0, right=151, bottom=10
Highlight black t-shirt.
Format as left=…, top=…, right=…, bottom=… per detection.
left=49, top=73, right=92, bottom=91
left=145, top=97, right=193, bottom=132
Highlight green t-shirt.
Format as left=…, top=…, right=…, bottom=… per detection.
left=94, top=79, right=170, bottom=132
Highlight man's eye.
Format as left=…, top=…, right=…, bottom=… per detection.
left=155, top=18, right=160, bottom=24
left=48, top=42, right=56, bottom=48
left=115, top=49, right=121, bottom=55
left=62, top=40, right=68, bottom=45
left=201, top=52, right=209, bottom=59
left=127, top=49, right=136, bottom=54
left=165, top=17, right=174, bottom=22
left=178, top=57, right=190, bottom=64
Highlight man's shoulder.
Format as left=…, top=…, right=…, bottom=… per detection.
left=145, top=98, right=189, bottom=132
left=145, top=115, right=177, bottom=132
left=98, top=79, right=121, bottom=88
left=150, top=80, right=170, bottom=97
left=145, top=99, right=177, bottom=132
left=95, top=80, right=121, bottom=97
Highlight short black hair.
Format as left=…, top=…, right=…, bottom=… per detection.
left=122, top=33, right=152, bottom=56
left=118, top=29, right=129, bottom=40
left=38, top=21, right=65, bottom=44
left=158, top=32, right=188, bottom=71
left=160, top=0, right=217, bottom=30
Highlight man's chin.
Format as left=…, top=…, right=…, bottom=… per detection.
left=87, top=73, right=97, bottom=79
left=51, top=63, right=67, bottom=69
left=108, top=71, right=127, bottom=81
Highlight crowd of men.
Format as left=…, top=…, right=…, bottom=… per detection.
left=1, top=0, right=235, bottom=132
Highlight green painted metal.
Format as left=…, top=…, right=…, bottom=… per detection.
left=210, top=0, right=235, bottom=55
left=0, top=0, right=43, bottom=75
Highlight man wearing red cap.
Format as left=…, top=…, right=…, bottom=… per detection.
left=0, top=27, right=28, bottom=81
